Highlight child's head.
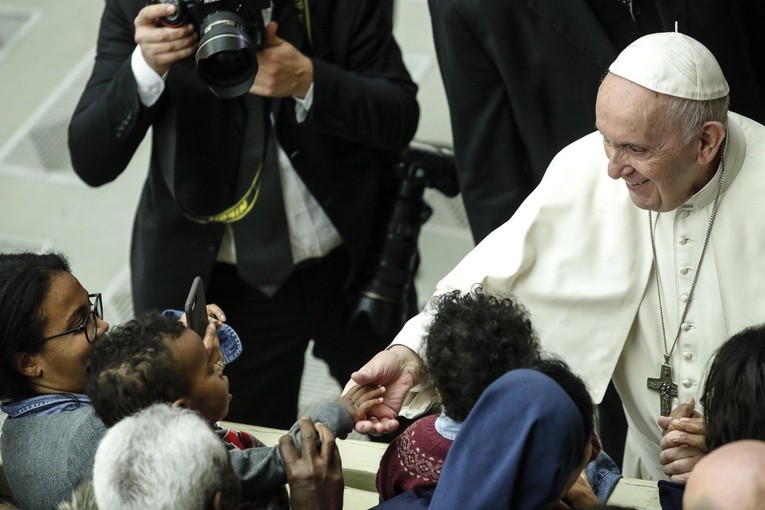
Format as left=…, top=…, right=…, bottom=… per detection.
left=87, top=310, right=230, bottom=427
left=702, top=324, right=765, bottom=452
left=530, top=357, right=596, bottom=504
left=424, top=286, right=541, bottom=421
left=531, top=357, right=595, bottom=451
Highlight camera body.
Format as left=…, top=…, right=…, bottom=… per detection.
left=151, top=0, right=269, bottom=98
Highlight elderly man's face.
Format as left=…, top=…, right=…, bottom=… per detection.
left=596, top=73, right=706, bottom=212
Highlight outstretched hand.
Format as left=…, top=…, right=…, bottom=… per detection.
left=657, top=398, right=706, bottom=483
left=335, top=384, right=386, bottom=432
left=344, top=345, right=422, bottom=436
left=279, top=417, right=343, bottom=510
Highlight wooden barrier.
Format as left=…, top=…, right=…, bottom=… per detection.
left=220, top=422, right=386, bottom=508
left=0, top=420, right=662, bottom=509
left=219, top=422, right=662, bottom=510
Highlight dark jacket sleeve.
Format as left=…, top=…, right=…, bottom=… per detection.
left=68, top=0, right=154, bottom=187
left=306, top=0, right=419, bottom=153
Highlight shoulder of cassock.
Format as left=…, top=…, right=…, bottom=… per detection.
left=399, top=113, right=765, bottom=408
left=434, top=131, right=650, bottom=402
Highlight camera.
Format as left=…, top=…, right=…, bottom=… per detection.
left=347, top=141, right=458, bottom=353
left=151, top=0, right=270, bottom=98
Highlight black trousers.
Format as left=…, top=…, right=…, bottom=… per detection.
left=207, top=248, right=391, bottom=428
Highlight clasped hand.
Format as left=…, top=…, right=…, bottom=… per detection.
left=345, top=345, right=422, bottom=436
left=657, top=398, right=706, bottom=483
left=278, top=417, right=343, bottom=510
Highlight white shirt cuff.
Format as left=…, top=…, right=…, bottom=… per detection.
left=293, top=82, right=314, bottom=123
left=131, top=46, right=166, bottom=107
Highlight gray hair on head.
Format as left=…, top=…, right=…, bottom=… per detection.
left=664, top=94, right=729, bottom=145
left=93, top=403, right=238, bottom=510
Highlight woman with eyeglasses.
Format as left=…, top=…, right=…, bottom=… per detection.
left=0, top=253, right=342, bottom=510
left=0, top=252, right=110, bottom=509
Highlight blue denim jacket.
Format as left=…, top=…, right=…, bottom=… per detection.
left=1, top=393, right=91, bottom=419
left=586, top=450, right=623, bottom=502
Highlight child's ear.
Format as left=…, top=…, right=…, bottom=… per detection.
left=172, top=397, right=189, bottom=409
left=12, top=352, right=41, bottom=378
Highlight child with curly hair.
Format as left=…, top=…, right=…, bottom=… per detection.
left=87, top=310, right=383, bottom=508
left=375, top=285, right=542, bottom=500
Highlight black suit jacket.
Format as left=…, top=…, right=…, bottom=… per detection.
left=430, top=0, right=765, bottom=242
left=68, top=0, right=419, bottom=313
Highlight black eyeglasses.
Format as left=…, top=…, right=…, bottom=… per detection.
left=35, top=293, right=103, bottom=345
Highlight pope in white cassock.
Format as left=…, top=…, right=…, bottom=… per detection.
left=347, top=31, right=765, bottom=482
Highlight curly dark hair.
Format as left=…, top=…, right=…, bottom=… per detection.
left=0, top=252, right=70, bottom=402
left=424, top=286, right=541, bottom=421
left=702, top=324, right=765, bottom=452
left=86, top=310, right=187, bottom=427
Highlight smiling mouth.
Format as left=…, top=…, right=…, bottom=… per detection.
left=626, top=178, right=649, bottom=187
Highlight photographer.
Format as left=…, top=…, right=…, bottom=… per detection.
left=68, top=0, right=419, bottom=428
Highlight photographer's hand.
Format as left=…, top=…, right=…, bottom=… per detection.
left=134, top=4, right=197, bottom=76
left=250, top=22, right=314, bottom=98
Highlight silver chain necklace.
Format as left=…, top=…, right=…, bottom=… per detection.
left=646, top=150, right=725, bottom=416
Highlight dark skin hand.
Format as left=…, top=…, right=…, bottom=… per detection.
left=279, top=418, right=344, bottom=510
left=333, top=383, right=385, bottom=438
left=347, top=345, right=422, bottom=435
left=657, top=398, right=706, bottom=483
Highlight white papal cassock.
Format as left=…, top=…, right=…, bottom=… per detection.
left=392, top=112, right=765, bottom=480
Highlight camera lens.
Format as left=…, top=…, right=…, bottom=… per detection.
left=195, top=10, right=258, bottom=98
left=157, top=0, right=188, bottom=27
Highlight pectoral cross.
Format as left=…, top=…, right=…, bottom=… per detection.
left=647, top=360, right=678, bottom=416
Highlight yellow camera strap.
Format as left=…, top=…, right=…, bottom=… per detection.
left=178, top=163, right=263, bottom=224
left=177, top=95, right=273, bottom=225
left=293, top=0, right=312, bottom=47
left=176, top=0, right=311, bottom=225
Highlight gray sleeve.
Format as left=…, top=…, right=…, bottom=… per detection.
left=228, top=444, right=287, bottom=498
left=229, top=403, right=352, bottom=498
left=67, top=409, right=107, bottom=487
left=286, top=401, right=354, bottom=445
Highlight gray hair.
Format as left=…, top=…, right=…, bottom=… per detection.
left=664, top=94, right=729, bottom=144
left=57, top=481, right=96, bottom=510
left=93, top=403, right=238, bottom=510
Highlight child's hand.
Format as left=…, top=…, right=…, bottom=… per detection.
left=202, top=322, right=223, bottom=365
left=336, top=384, right=386, bottom=422
left=205, top=303, right=226, bottom=324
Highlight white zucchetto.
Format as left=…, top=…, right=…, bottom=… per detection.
left=609, top=32, right=729, bottom=100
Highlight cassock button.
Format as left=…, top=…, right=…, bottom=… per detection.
left=682, top=379, right=692, bottom=388
left=680, top=210, right=690, bottom=218
left=680, top=294, right=689, bottom=302
left=678, top=236, right=688, bottom=245
left=681, top=323, right=691, bottom=332
left=679, top=267, right=690, bottom=275
left=682, top=352, right=693, bottom=360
